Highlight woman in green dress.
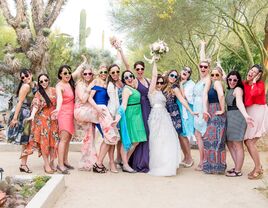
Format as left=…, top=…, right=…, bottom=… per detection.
left=114, top=70, right=147, bottom=173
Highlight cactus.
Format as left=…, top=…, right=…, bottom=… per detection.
left=79, top=9, right=90, bottom=50
left=102, top=30, right=105, bottom=50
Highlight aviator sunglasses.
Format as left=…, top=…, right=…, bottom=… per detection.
left=63, top=71, right=72, bottom=76
left=21, top=74, right=29, bottom=80
left=39, top=79, right=49, bottom=84
left=99, top=71, right=108, bottom=75
left=211, top=73, right=220, bottom=77
left=135, top=67, right=144, bottom=71
left=199, top=65, right=208, bottom=69
left=111, top=70, right=120, bottom=75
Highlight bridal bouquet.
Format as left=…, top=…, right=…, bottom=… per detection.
left=109, top=36, right=122, bottom=50
left=144, top=40, right=169, bottom=64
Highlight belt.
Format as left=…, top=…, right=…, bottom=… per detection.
left=127, top=103, right=141, bottom=106
left=227, top=106, right=238, bottom=111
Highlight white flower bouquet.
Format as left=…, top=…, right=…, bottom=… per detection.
left=144, top=40, right=169, bottom=63
left=109, top=36, right=122, bottom=51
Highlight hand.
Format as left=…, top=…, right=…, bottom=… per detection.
left=24, top=116, right=34, bottom=122
left=51, top=109, right=59, bottom=119
left=200, top=40, right=206, bottom=45
left=9, top=118, right=18, bottom=128
left=245, top=115, right=254, bottom=128
left=97, top=107, right=106, bottom=120
left=81, top=55, right=87, bottom=64
left=203, top=112, right=210, bottom=122
left=190, top=111, right=199, bottom=116
left=215, top=110, right=224, bottom=116
left=253, top=73, right=261, bottom=84
left=111, top=117, right=120, bottom=127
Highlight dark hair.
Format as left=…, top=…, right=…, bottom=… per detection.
left=157, top=74, right=165, bottom=84
left=58, top=65, right=75, bottom=94
left=107, top=64, right=120, bottom=86
left=37, top=74, right=52, bottom=107
left=226, top=70, right=244, bottom=90
left=121, top=70, right=135, bottom=85
left=16, top=68, right=32, bottom=97
left=249, top=64, right=263, bottom=82
left=134, top=61, right=145, bottom=69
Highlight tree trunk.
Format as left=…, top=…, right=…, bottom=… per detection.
left=263, top=13, right=268, bottom=81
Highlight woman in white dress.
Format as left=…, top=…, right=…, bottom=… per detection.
left=148, top=61, right=181, bottom=176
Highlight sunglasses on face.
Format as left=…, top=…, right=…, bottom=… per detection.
left=227, top=78, right=238, bottom=83
left=183, top=69, right=191, bottom=74
left=99, top=71, right=108, bottom=75
left=83, top=72, right=93, bottom=76
left=211, top=73, right=220, bottom=77
left=199, top=65, right=208, bottom=69
left=111, top=70, right=120, bottom=75
left=156, top=81, right=164, bottom=85
left=124, top=74, right=134, bottom=80
left=21, top=74, right=29, bottom=80
left=63, top=71, right=71, bottom=76
left=39, top=79, right=49, bottom=84
left=169, top=74, right=178, bottom=79
left=135, top=67, right=144, bottom=71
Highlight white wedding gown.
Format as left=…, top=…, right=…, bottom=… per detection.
left=148, top=90, right=181, bottom=176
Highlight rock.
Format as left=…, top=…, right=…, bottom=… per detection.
left=0, top=181, right=8, bottom=192
left=14, top=184, right=22, bottom=191
left=15, top=199, right=27, bottom=206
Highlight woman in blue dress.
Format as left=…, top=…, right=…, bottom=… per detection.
left=88, top=65, right=119, bottom=173
left=176, top=67, right=195, bottom=167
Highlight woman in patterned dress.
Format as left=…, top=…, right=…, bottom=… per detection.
left=202, top=67, right=226, bottom=174
left=225, top=71, right=253, bottom=177
left=8, top=68, right=37, bottom=173
left=24, top=74, right=59, bottom=174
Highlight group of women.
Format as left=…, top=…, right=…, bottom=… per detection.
left=7, top=42, right=268, bottom=179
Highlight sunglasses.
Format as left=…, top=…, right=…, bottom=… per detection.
left=124, top=74, right=134, bottom=80
left=83, top=72, right=93, bottom=76
left=156, top=81, right=164, bottom=85
left=135, top=67, right=144, bottom=71
left=183, top=69, right=191, bottom=74
left=21, top=74, right=29, bottom=80
left=63, top=71, right=71, bottom=76
left=227, top=78, right=238, bottom=82
left=169, top=74, right=178, bottom=79
left=199, top=65, right=208, bottom=69
left=111, top=70, right=120, bottom=75
left=211, top=73, right=220, bottom=77
left=99, top=71, right=108, bottom=74
left=39, top=79, right=49, bottom=84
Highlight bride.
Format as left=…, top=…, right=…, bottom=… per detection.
left=148, top=61, right=181, bottom=176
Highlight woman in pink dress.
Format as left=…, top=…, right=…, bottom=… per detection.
left=52, top=65, right=77, bottom=174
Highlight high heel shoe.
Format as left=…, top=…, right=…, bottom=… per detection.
left=93, top=163, right=107, bottom=174
left=64, top=163, right=75, bottom=170
left=122, top=165, right=136, bottom=173
left=19, top=165, right=32, bottom=173
left=56, top=165, right=70, bottom=175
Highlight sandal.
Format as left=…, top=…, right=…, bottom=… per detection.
left=248, top=170, right=263, bottom=180
left=226, top=168, right=235, bottom=174
left=56, top=165, right=70, bottom=175
left=19, top=165, right=32, bottom=173
left=226, top=171, right=242, bottom=177
left=93, top=163, right=107, bottom=174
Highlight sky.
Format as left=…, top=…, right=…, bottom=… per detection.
left=52, top=0, right=120, bottom=52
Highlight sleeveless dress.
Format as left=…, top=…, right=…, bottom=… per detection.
left=57, top=83, right=75, bottom=135
left=193, top=80, right=207, bottom=136
left=74, top=83, right=98, bottom=171
left=203, top=85, right=226, bottom=174
left=163, top=88, right=182, bottom=135
left=23, top=88, right=59, bottom=159
left=148, top=91, right=180, bottom=176
left=121, top=86, right=147, bottom=143
left=92, top=86, right=119, bottom=145
left=7, top=84, right=38, bottom=145
left=176, top=80, right=195, bottom=138
left=225, top=89, right=247, bottom=141
left=129, top=79, right=150, bottom=172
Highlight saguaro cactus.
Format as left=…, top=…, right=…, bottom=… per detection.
left=79, top=9, right=90, bottom=50
left=102, top=30, right=105, bottom=50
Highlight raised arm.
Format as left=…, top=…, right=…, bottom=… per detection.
left=214, top=80, right=225, bottom=115
left=117, top=47, right=131, bottom=71
left=200, top=40, right=206, bottom=62
left=9, top=84, right=30, bottom=127
left=149, top=61, right=157, bottom=94
left=72, top=55, right=87, bottom=80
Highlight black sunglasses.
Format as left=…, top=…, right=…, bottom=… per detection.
left=135, top=67, right=144, bottom=71
left=111, top=70, right=120, bottom=75
left=227, top=78, right=238, bottom=82
left=21, top=74, right=29, bottom=80
left=100, top=71, right=108, bottom=74
left=169, top=74, right=178, bottom=79
left=156, top=81, right=164, bottom=85
left=83, top=72, right=93, bottom=76
left=124, top=74, right=134, bottom=80
left=39, top=79, right=49, bottom=84
left=211, top=73, right=220, bottom=77
left=63, top=71, right=71, bottom=75
left=199, top=65, right=208, bottom=69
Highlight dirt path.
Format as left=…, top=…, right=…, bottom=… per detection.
left=0, top=150, right=267, bottom=208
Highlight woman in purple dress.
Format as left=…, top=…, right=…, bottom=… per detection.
left=117, top=46, right=150, bottom=172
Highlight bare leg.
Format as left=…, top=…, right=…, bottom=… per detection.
left=96, top=142, right=110, bottom=167
left=115, top=141, right=122, bottom=162
left=20, top=145, right=28, bottom=166
left=244, top=138, right=262, bottom=172
left=58, top=131, right=70, bottom=171
left=41, top=148, right=53, bottom=172
left=108, top=145, right=117, bottom=172
left=233, top=141, right=244, bottom=172
left=195, top=130, right=204, bottom=167
left=63, top=134, right=72, bottom=166
left=127, top=143, right=139, bottom=160
left=179, top=135, right=193, bottom=165
left=227, top=141, right=236, bottom=169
